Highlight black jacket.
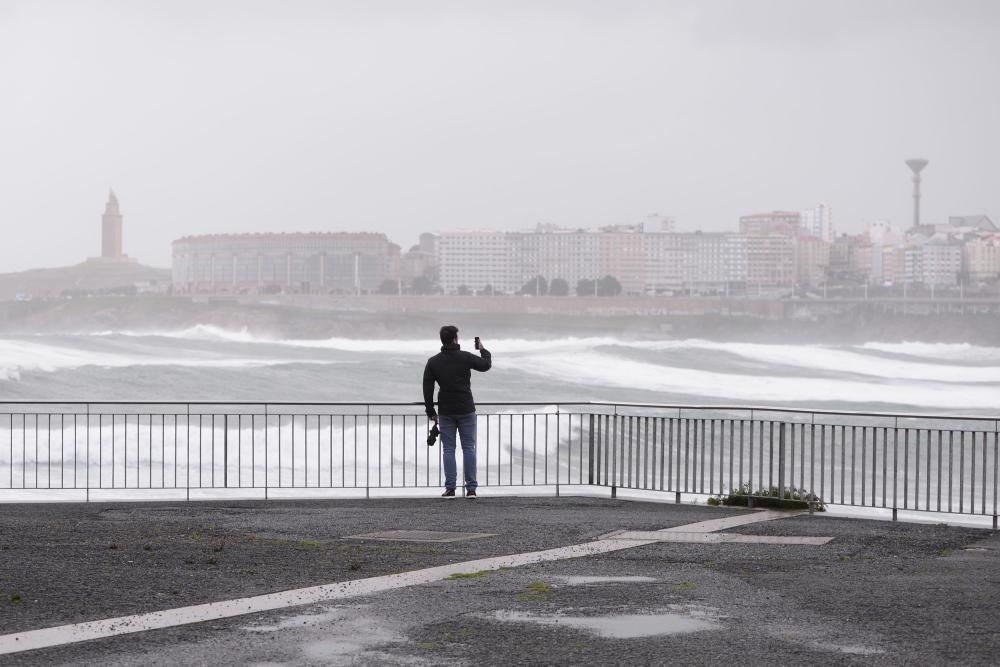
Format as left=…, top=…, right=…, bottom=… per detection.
left=423, top=343, right=492, bottom=418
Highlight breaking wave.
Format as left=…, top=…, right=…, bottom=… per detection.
left=7, top=328, right=998, bottom=411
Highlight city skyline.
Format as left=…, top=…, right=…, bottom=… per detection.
left=1, top=0, right=998, bottom=273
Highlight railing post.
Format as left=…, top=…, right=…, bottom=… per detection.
left=86, top=404, right=90, bottom=503
left=224, top=414, right=229, bottom=489
left=777, top=422, right=786, bottom=501
left=555, top=405, right=560, bottom=498
left=892, top=417, right=899, bottom=520
left=611, top=485, right=616, bottom=499
left=264, top=405, right=269, bottom=501
left=588, top=414, right=595, bottom=486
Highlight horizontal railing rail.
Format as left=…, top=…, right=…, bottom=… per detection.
left=1, top=402, right=997, bottom=527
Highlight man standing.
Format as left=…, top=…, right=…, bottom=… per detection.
left=423, top=325, right=492, bottom=498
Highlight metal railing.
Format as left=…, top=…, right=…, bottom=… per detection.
left=0, top=402, right=997, bottom=526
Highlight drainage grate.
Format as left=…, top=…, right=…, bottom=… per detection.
left=345, top=529, right=495, bottom=543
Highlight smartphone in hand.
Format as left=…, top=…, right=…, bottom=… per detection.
left=474, top=336, right=481, bottom=350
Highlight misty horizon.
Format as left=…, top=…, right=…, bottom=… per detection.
left=2, top=0, right=999, bottom=272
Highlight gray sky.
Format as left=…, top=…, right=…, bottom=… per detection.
left=1, top=0, right=998, bottom=271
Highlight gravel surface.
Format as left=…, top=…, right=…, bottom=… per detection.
left=0, top=496, right=734, bottom=634
left=2, top=498, right=997, bottom=666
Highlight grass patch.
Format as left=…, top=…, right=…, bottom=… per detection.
left=445, top=570, right=492, bottom=580
left=517, top=580, right=553, bottom=601
left=708, top=484, right=826, bottom=511
left=673, top=581, right=697, bottom=590
left=9, top=593, right=22, bottom=604
left=299, top=539, right=323, bottom=549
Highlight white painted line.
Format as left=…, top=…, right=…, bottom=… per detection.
left=655, top=510, right=799, bottom=534
left=0, top=510, right=797, bottom=656
left=0, top=539, right=654, bottom=655
left=612, top=531, right=834, bottom=545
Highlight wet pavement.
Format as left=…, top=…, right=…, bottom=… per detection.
left=1, top=496, right=998, bottom=665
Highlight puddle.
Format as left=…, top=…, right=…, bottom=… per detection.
left=766, top=626, right=884, bottom=656
left=242, top=607, right=346, bottom=633
left=821, top=643, right=884, bottom=656
left=493, top=611, right=719, bottom=638
left=245, top=606, right=409, bottom=665
left=553, top=576, right=658, bottom=586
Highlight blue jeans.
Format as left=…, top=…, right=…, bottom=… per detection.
left=439, top=413, right=477, bottom=491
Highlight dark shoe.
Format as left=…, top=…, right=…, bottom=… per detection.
left=466, top=489, right=477, bottom=499
left=441, top=488, right=456, bottom=497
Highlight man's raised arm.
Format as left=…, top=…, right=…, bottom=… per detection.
left=469, top=344, right=491, bottom=372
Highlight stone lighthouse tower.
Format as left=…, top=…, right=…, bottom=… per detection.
left=101, top=189, right=124, bottom=259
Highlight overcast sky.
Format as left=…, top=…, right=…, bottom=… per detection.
left=1, top=0, right=998, bottom=271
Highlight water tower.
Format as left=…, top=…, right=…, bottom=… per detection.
left=905, top=159, right=928, bottom=228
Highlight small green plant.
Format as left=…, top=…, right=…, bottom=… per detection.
left=445, top=570, right=492, bottom=580
left=9, top=593, right=22, bottom=604
left=206, top=558, right=217, bottom=566
left=348, top=560, right=364, bottom=571
left=517, top=580, right=553, bottom=600
left=673, top=581, right=697, bottom=590
left=299, top=539, right=322, bottom=549
left=143, top=545, right=152, bottom=551
left=708, top=484, right=826, bottom=511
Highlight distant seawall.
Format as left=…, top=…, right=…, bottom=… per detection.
left=0, top=295, right=998, bottom=344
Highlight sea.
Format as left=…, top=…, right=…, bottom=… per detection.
left=1, top=325, right=997, bottom=415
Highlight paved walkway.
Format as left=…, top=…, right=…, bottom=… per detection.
left=1, top=497, right=997, bottom=665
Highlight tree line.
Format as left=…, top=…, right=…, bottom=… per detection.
left=379, top=275, right=623, bottom=296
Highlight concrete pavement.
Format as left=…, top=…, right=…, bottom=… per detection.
left=1, top=497, right=997, bottom=665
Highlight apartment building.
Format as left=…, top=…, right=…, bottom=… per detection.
left=904, top=238, right=963, bottom=286
left=436, top=231, right=516, bottom=293
left=171, top=232, right=400, bottom=294
left=964, top=234, right=1000, bottom=283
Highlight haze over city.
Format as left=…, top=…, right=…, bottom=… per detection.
left=2, top=0, right=999, bottom=272
left=3, top=4, right=1000, bottom=664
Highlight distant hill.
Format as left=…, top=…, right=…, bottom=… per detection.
left=0, top=260, right=170, bottom=301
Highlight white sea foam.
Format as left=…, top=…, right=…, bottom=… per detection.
left=629, top=340, right=1000, bottom=383
left=858, top=341, right=1000, bottom=362
left=89, top=325, right=263, bottom=344
left=72, top=329, right=1000, bottom=381
left=264, top=335, right=1000, bottom=383
left=42, top=329, right=999, bottom=409
left=513, top=351, right=1000, bottom=411
left=0, top=338, right=338, bottom=380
